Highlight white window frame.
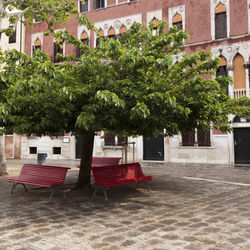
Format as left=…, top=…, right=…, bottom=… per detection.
left=248, top=0, right=250, bottom=34
left=211, top=0, right=230, bottom=40
left=31, top=33, right=43, bottom=56
left=79, top=0, right=89, bottom=13
left=168, top=5, right=185, bottom=30
left=180, top=128, right=213, bottom=148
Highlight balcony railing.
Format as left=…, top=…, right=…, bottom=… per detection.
left=233, top=89, right=248, bottom=99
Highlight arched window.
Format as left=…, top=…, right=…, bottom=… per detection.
left=96, top=29, right=104, bottom=47
left=32, top=38, right=42, bottom=57
left=233, top=53, right=246, bottom=98
left=108, top=27, right=116, bottom=40
left=216, top=56, right=228, bottom=76
left=80, top=31, right=89, bottom=44
left=53, top=40, right=64, bottom=63
left=215, top=3, right=227, bottom=39
left=33, top=38, right=41, bottom=51
left=216, top=56, right=228, bottom=95
left=119, top=25, right=127, bottom=34
left=172, top=13, right=183, bottom=31
left=233, top=54, right=246, bottom=89
left=76, top=31, right=89, bottom=58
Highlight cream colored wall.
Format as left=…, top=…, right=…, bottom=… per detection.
left=21, top=136, right=76, bottom=160
left=0, top=13, right=25, bottom=52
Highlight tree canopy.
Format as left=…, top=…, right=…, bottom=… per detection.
left=0, top=0, right=77, bottom=38
left=0, top=18, right=247, bottom=186
left=0, top=0, right=77, bottom=175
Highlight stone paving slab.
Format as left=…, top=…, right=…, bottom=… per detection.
left=1, top=162, right=250, bottom=249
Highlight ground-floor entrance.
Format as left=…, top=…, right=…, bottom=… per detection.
left=143, top=132, right=164, bottom=161
left=234, top=128, right=250, bottom=164
left=75, top=135, right=83, bottom=159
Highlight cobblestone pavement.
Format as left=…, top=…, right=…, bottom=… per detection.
left=1, top=161, right=250, bottom=250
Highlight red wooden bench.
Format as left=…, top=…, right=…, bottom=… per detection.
left=91, top=162, right=153, bottom=200
left=7, top=164, right=70, bottom=200
left=77, top=156, right=121, bottom=168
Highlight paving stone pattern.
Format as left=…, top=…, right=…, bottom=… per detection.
left=1, top=161, right=250, bottom=249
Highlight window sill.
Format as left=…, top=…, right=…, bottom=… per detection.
left=102, top=145, right=123, bottom=150
left=94, top=0, right=139, bottom=11
left=79, top=10, right=89, bottom=13
left=179, top=146, right=214, bottom=149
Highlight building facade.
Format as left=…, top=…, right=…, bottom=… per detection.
left=23, top=0, right=250, bottom=164
left=1, top=9, right=25, bottom=159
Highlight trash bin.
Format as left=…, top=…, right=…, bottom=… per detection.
left=37, top=153, right=47, bottom=165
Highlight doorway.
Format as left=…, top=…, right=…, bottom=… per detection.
left=143, top=132, right=164, bottom=161
left=234, top=128, right=250, bottom=164
left=75, top=135, right=83, bottom=159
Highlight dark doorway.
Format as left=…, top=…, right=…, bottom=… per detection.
left=143, top=132, right=164, bottom=161
left=75, top=135, right=83, bottom=159
left=234, top=128, right=250, bottom=164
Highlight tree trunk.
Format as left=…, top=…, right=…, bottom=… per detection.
left=0, top=136, right=7, bottom=176
left=76, top=131, right=95, bottom=188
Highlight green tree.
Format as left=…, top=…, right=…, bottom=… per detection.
left=0, top=18, right=244, bottom=186
left=0, top=0, right=77, bottom=38
left=0, top=0, right=77, bottom=175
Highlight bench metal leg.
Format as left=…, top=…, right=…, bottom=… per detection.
left=145, top=182, right=151, bottom=192
left=135, top=182, right=151, bottom=192
left=11, top=183, right=27, bottom=194
left=103, top=189, right=108, bottom=201
left=49, top=185, right=66, bottom=201
left=49, top=189, right=55, bottom=201
left=93, top=186, right=108, bottom=200
left=93, top=188, right=98, bottom=198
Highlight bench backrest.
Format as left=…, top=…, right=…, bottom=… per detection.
left=92, top=157, right=121, bottom=167
left=91, top=163, right=145, bottom=183
left=19, top=164, right=70, bottom=184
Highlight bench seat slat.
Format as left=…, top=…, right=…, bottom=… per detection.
left=7, top=164, right=70, bottom=194
left=77, top=157, right=121, bottom=168
left=91, top=162, right=153, bottom=189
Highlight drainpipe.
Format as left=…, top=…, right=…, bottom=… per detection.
left=19, top=13, right=22, bottom=52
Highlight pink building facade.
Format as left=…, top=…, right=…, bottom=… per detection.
left=23, top=0, right=250, bottom=165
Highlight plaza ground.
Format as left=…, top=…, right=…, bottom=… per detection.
left=1, top=160, right=250, bottom=249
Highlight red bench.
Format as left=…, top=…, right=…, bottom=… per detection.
left=77, top=156, right=121, bottom=168
left=7, top=164, right=70, bottom=200
left=91, top=162, right=153, bottom=200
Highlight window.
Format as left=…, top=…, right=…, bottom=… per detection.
left=107, top=27, right=117, bottom=40
left=34, top=17, right=42, bottom=23
left=104, top=133, right=126, bottom=146
left=79, top=0, right=88, bottom=12
left=233, top=53, right=246, bottom=98
left=182, top=129, right=211, bottom=147
left=8, top=26, right=16, bottom=44
left=216, top=56, right=228, bottom=95
left=29, top=147, right=37, bottom=154
left=172, top=13, right=183, bottom=31
left=53, top=147, right=61, bottom=154
left=215, top=3, right=227, bottom=39
left=96, top=29, right=104, bottom=47
left=32, top=38, right=42, bottom=56
left=76, top=31, right=89, bottom=57
left=94, top=0, right=105, bottom=9
left=118, top=25, right=127, bottom=42
left=53, top=42, right=64, bottom=63
left=150, top=17, right=159, bottom=36
left=182, top=131, right=195, bottom=146
left=107, top=0, right=116, bottom=7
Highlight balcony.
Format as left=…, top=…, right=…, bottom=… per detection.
left=233, top=89, right=249, bottom=99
